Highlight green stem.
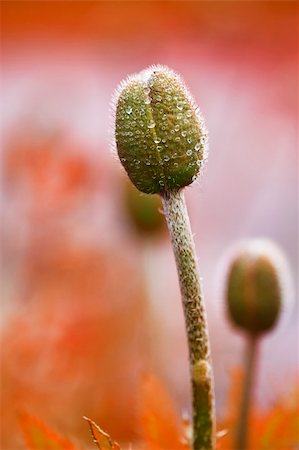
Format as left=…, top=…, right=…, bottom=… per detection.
left=161, top=189, right=216, bottom=450
left=235, top=335, right=258, bottom=450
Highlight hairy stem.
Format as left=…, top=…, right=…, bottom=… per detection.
left=161, top=189, right=216, bottom=450
left=236, top=335, right=258, bottom=450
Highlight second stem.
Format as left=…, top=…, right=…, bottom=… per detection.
left=235, top=335, right=258, bottom=450
left=161, top=189, right=216, bottom=450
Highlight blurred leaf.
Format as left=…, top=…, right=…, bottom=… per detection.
left=83, top=417, right=120, bottom=450
left=19, top=412, right=79, bottom=450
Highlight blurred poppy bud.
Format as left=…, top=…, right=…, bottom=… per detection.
left=226, top=240, right=283, bottom=336
left=112, top=65, right=208, bottom=194
left=123, top=181, right=165, bottom=237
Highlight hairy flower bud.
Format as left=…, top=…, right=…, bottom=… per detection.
left=112, top=65, right=208, bottom=194
left=226, top=240, right=283, bottom=336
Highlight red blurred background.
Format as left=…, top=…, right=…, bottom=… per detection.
left=1, top=2, right=298, bottom=449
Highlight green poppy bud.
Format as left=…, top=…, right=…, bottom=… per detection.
left=122, top=181, right=165, bottom=237
left=112, top=65, right=208, bottom=194
left=226, top=240, right=283, bottom=336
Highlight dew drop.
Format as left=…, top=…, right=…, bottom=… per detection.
left=181, top=131, right=187, bottom=137
left=144, top=98, right=151, bottom=105
left=144, top=87, right=150, bottom=94
left=157, top=146, right=162, bottom=151
left=164, top=155, right=170, bottom=162
left=154, top=137, right=161, bottom=144
left=162, top=138, right=167, bottom=143
left=195, top=143, right=200, bottom=151
left=177, top=103, right=183, bottom=111
left=156, top=95, right=162, bottom=102
left=177, top=113, right=183, bottom=120
left=175, top=136, right=180, bottom=142
left=145, top=159, right=151, bottom=165
left=126, top=106, right=133, bottom=114
left=186, top=110, right=192, bottom=117
left=174, top=125, right=180, bottom=132
left=148, top=121, right=155, bottom=129
left=187, top=137, right=192, bottom=144
left=186, top=150, right=193, bottom=156
left=162, top=114, right=167, bottom=121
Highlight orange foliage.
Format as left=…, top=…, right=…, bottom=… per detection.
left=1, top=242, right=147, bottom=449
left=19, top=412, right=80, bottom=450
left=16, top=371, right=298, bottom=450
left=138, top=374, right=189, bottom=450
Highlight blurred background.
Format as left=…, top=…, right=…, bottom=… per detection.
left=1, top=1, right=298, bottom=449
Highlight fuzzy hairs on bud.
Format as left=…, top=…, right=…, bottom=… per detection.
left=110, top=65, right=208, bottom=194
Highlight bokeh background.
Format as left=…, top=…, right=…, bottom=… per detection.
left=1, top=1, right=298, bottom=449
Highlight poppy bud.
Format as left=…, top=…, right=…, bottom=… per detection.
left=122, top=181, right=165, bottom=237
left=113, top=65, right=208, bottom=194
left=226, top=240, right=283, bottom=336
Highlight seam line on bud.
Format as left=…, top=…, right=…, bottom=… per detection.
left=145, top=86, right=165, bottom=185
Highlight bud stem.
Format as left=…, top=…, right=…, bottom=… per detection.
left=235, top=335, right=258, bottom=450
left=161, top=189, right=216, bottom=450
